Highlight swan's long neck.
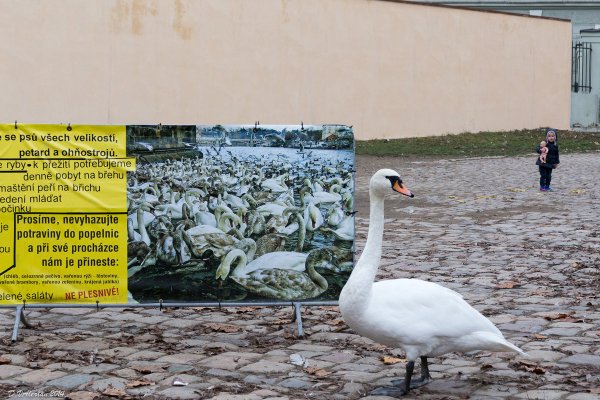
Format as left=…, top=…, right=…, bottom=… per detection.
left=229, top=251, right=248, bottom=278
left=306, top=263, right=328, bottom=291
left=339, top=193, right=385, bottom=315
left=295, top=213, right=306, bottom=252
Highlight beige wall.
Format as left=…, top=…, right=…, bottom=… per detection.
left=0, top=0, right=571, bottom=139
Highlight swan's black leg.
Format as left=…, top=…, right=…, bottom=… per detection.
left=409, top=356, right=432, bottom=387
left=375, top=356, right=432, bottom=396
left=370, top=360, right=414, bottom=396
left=422, top=357, right=431, bottom=379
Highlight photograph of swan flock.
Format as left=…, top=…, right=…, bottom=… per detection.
left=126, top=124, right=355, bottom=303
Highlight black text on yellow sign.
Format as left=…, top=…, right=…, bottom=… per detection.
left=0, top=124, right=135, bottom=304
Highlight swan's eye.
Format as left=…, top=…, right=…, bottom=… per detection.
left=385, top=175, right=402, bottom=187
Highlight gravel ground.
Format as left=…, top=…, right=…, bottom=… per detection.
left=1, top=153, right=599, bottom=400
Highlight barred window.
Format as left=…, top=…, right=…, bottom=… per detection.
left=572, top=42, right=592, bottom=93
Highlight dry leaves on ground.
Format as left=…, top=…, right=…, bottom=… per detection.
left=65, top=392, right=100, bottom=400
left=126, top=379, right=154, bottom=388
left=205, top=323, right=243, bottom=333
left=102, top=387, right=129, bottom=398
left=304, top=366, right=333, bottom=377
left=496, top=281, right=520, bottom=289
left=382, top=356, right=407, bottom=365
left=542, top=313, right=584, bottom=323
left=512, top=360, right=546, bottom=375
left=131, top=364, right=165, bottom=374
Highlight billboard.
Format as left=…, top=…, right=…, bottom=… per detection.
left=0, top=124, right=354, bottom=305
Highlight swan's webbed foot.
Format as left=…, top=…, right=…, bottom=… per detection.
left=371, top=357, right=432, bottom=396
left=369, top=386, right=408, bottom=396
left=390, top=375, right=431, bottom=389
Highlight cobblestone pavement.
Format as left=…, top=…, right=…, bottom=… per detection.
left=1, top=153, right=599, bottom=400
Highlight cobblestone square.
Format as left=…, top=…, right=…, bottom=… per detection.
left=1, top=153, right=599, bottom=399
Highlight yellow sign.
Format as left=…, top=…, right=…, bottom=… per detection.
left=0, top=124, right=135, bottom=304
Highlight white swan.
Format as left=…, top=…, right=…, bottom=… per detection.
left=322, top=214, right=354, bottom=241
left=215, top=250, right=307, bottom=280
left=127, top=204, right=155, bottom=229
left=339, top=169, right=526, bottom=396
left=304, top=202, right=324, bottom=231
left=216, top=249, right=328, bottom=300
left=127, top=217, right=141, bottom=242
left=256, top=202, right=289, bottom=217
left=307, top=191, right=342, bottom=205
left=326, top=204, right=345, bottom=227
left=261, top=175, right=288, bottom=193
left=194, top=207, right=217, bottom=228
left=136, top=205, right=151, bottom=246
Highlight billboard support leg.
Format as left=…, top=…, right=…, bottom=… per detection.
left=11, top=305, right=32, bottom=342
left=293, top=303, right=304, bottom=338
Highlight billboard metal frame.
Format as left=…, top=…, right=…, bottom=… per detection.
left=4, top=300, right=339, bottom=342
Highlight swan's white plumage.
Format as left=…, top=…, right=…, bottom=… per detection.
left=347, top=279, right=523, bottom=359
left=340, top=168, right=525, bottom=365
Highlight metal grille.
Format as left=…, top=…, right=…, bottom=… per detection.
left=572, top=42, right=592, bottom=93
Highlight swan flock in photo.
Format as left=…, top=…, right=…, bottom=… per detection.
left=127, top=142, right=355, bottom=303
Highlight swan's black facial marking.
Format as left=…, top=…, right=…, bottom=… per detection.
left=385, top=175, right=402, bottom=187
left=386, top=175, right=414, bottom=198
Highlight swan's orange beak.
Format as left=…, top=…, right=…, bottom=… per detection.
left=392, top=181, right=414, bottom=197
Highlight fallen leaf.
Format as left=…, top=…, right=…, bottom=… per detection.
left=382, top=356, right=407, bottom=365
left=513, top=360, right=546, bottom=375
left=304, top=366, right=332, bottom=377
left=283, top=331, right=296, bottom=340
left=65, top=392, right=101, bottom=400
left=233, top=307, right=255, bottom=313
left=266, top=319, right=291, bottom=326
left=543, top=313, right=572, bottom=321
left=131, top=364, right=165, bottom=374
left=0, top=356, right=11, bottom=365
left=533, top=333, right=548, bottom=340
left=561, top=317, right=584, bottom=323
left=102, top=387, right=128, bottom=398
left=370, top=344, right=387, bottom=351
left=126, top=380, right=153, bottom=388
left=205, top=323, right=242, bottom=333
left=496, top=281, right=520, bottom=289
left=531, top=289, right=553, bottom=296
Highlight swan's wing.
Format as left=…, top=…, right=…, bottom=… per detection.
left=186, top=225, right=223, bottom=236
left=362, top=279, right=505, bottom=356
left=245, top=252, right=307, bottom=273
left=195, top=211, right=217, bottom=227
left=232, top=267, right=326, bottom=300
left=257, top=204, right=286, bottom=216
